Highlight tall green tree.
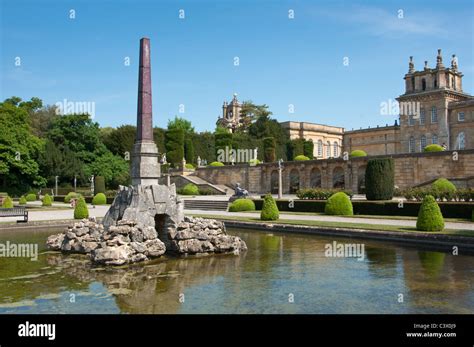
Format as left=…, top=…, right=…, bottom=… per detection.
left=165, top=128, right=185, bottom=167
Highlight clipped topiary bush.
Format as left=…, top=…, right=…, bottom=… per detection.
left=185, top=163, right=195, bottom=170
left=74, top=198, right=89, bottom=219
left=416, top=195, right=444, bottom=231
left=209, top=161, right=224, bottom=167
left=324, top=192, right=353, bottom=216
left=229, top=198, right=256, bottom=212
left=249, top=159, right=261, bottom=165
left=350, top=150, right=367, bottom=157
left=294, top=155, right=310, bottom=161
left=263, top=137, right=276, bottom=162
left=42, top=194, right=52, bottom=207
left=92, top=193, right=107, bottom=205
left=19, top=196, right=27, bottom=205
left=25, top=193, right=37, bottom=201
left=2, top=196, right=13, bottom=208
left=432, top=178, right=456, bottom=193
left=365, top=158, right=395, bottom=200
left=423, top=144, right=443, bottom=152
left=64, top=192, right=82, bottom=203
left=260, top=194, right=279, bottom=221
left=179, top=183, right=199, bottom=195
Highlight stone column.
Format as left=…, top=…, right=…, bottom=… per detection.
left=131, top=38, right=161, bottom=185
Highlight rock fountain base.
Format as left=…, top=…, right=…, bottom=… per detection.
left=47, top=184, right=247, bottom=265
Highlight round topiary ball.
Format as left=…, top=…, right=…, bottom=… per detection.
left=42, top=194, right=52, bottom=207
left=92, top=193, right=107, bottom=205
left=209, top=161, right=225, bottom=167
left=65, top=192, right=81, bottom=203
left=229, top=198, right=256, bottom=212
left=294, top=155, right=310, bottom=161
left=2, top=196, right=13, bottom=208
left=260, top=194, right=279, bottom=221
left=350, top=150, right=367, bottom=157
left=74, top=198, right=89, bottom=219
left=180, top=183, right=199, bottom=195
left=324, top=192, right=353, bottom=216
left=19, top=196, right=27, bottom=205
left=423, top=144, right=443, bottom=152
left=25, top=193, right=36, bottom=201
left=416, top=195, right=444, bottom=231
left=431, top=178, right=456, bottom=193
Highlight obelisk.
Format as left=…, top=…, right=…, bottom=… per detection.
left=131, top=38, right=161, bottom=185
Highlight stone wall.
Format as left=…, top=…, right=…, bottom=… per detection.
left=194, top=149, right=474, bottom=193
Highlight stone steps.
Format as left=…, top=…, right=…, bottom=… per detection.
left=183, top=199, right=229, bottom=211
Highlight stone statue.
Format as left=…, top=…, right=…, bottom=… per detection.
left=161, top=153, right=167, bottom=164
left=182, top=157, right=186, bottom=169
left=229, top=183, right=249, bottom=202
left=451, top=54, right=458, bottom=71
left=408, top=56, right=414, bottom=73
left=197, top=156, right=201, bottom=167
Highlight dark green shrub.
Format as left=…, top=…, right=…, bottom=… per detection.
left=263, top=137, right=276, bottom=162
left=179, top=183, right=199, bottom=195
left=25, top=193, right=37, bottom=201
left=229, top=198, right=256, bottom=212
left=74, top=198, right=89, bottom=219
left=365, top=158, right=395, bottom=200
left=303, top=139, right=314, bottom=159
left=185, top=163, right=195, bottom=170
left=92, top=193, right=107, bottom=205
left=260, top=194, right=279, bottom=220
left=287, top=138, right=305, bottom=160
left=198, top=188, right=213, bottom=195
left=424, top=144, right=443, bottom=152
left=432, top=178, right=456, bottom=193
left=350, top=150, right=367, bottom=157
left=165, top=128, right=185, bottom=167
left=416, top=195, right=444, bottom=231
left=64, top=192, right=82, bottom=203
left=19, top=196, right=27, bottom=205
left=296, top=188, right=353, bottom=200
left=42, top=194, right=52, bottom=207
left=184, top=138, right=194, bottom=164
left=294, top=155, right=310, bottom=161
left=2, top=196, right=13, bottom=208
left=249, top=159, right=261, bottom=165
left=324, top=192, right=353, bottom=216
left=215, top=131, right=233, bottom=163
left=94, top=176, right=106, bottom=195
left=209, top=161, right=224, bottom=167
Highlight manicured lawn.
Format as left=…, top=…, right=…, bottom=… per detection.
left=189, top=213, right=474, bottom=238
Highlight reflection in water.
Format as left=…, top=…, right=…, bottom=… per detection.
left=0, top=229, right=473, bottom=314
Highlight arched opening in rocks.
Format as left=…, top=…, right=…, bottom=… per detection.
left=310, top=167, right=322, bottom=188
left=155, top=214, right=172, bottom=248
left=270, top=170, right=279, bottom=194
left=357, top=165, right=367, bottom=193
left=289, top=169, right=300, bottom=193
left=332, top=167, right=345, bottom=189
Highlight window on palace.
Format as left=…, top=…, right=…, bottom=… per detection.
left=458, top=112, right=465, bottom=122
left=432, top=134, right=438, bottom=144
left=409, top=136, right=416, bottom=153
left=431, top=106, right=437, bottom=123
left=422, top=78, right=426, bottom=91
left=420, top=109, right=425, bottom=125
left=457, top=132, right=465, bottom=150
left=326, top=141, right=331, bottom=158
left=420, top=135, right=427, bottom=151
left=317, top=140, right=323, bottom=157
left=434, top=79, right=437, bottom=88
left=333, top=141, right=338, bottom=157
left=409, top=115, right=415, bottom=126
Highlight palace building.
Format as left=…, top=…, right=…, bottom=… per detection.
left=217, top=50, right=473, bottom=158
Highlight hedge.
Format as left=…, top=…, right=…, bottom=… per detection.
left=297, top=188, right=353, bottom=200
left=400, top=187, right=473, bottom=202
left=365, top=158, right=394, bottom=200
left=252, top=199, right=473, bottom=219
left=294, top=155, right=310, bottom=161
left=229, top=198, right=256, bottom=212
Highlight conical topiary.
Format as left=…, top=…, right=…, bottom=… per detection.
left=92, top=193, right=107, bottom=205
left=416, top=195, right=444, bottom=231
left=74, top=197, right=89, bottom=219
left=2, top=196, right=13, bottom=208
left=324, top=192, right=353, bottom=216
left=19, top=196, right=27, bottom=205
left=42, top=194, right=52, bottom=207
left=260, top=194, right=279, bottom=221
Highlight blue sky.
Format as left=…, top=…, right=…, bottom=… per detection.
left=1, top=0, right=473, bottom=132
